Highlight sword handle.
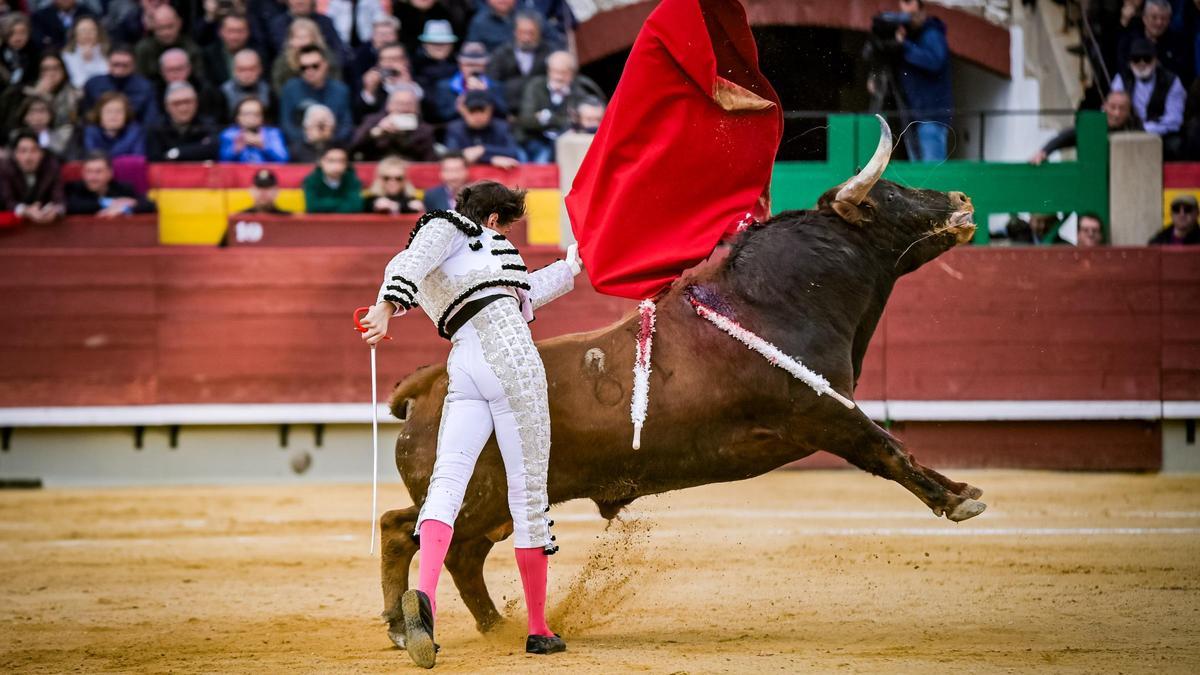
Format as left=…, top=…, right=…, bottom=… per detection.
left=354, top=305, right=393, bottom=341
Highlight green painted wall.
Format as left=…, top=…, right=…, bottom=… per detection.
left=771, top=113, right=1109, bottom=243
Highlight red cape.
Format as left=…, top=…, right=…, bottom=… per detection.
left=565, top=0, right=782, bottom=300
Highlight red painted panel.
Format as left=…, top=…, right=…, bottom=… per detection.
left=1163, top=162, right=1200, bottom=189
left=889, top=421, right=1162, bottom=471
left=1161, top=249, right=1200, bottom=400
left=886, top=247, right=1163, bottom=400
left=0, top=216, right=158, bottom=248
left=143, top=163, right=559, bottom=190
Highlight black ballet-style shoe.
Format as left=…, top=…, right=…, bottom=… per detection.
left=526, top=633, right=567, bottom=655
left=401, top=589, right=437, bottom=668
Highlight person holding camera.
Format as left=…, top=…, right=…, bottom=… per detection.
left=351, top=85, right=437, bottom=161
left=870, top=0, right=952, bottom=162
left=353, top=42, right=424, bottom=119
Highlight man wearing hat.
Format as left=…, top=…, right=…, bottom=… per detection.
left=445, top=89, right=521, bottom=167
left=429, top=41, right=508, bottom=124
left=1111, top=36, right=1186, bottom=157
left=239, top=169, right=290, bottom=215
left=1149, top=194, right=1200, bottom=245
left=413, top=20, right=460, bottom=93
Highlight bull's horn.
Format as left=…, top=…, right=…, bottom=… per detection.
left=835, top=114, right=893, bottom=205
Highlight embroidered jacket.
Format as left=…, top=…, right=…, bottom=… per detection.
left=377, top=210, right=576, bottom=339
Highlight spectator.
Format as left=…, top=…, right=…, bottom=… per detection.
left=1118, top=0, right=1193, bottom=84
left=363, top=155, right=424, bottom=214
left=192, top=0, right=250, bottom=48
left=0, top=130, right=66, bottom=224
left=0, top=53, right=81, bottom=137
left=395, top=0, right=465, bottom=57
left=1112, top=37, right=1186, bottom=157
left=279, top=44, right=353, bottom=144
left=61, top=15, right=109, bottom=88
left=1005, top=213, right=1069, bottom=245
left=302, top=143, right=363, bottom=213
left=1030, top=91, right=1142, bottom=164
left=324, top=0, right=388, bottom=49
left=157, top=48, right=229, bottom=124
left=488, top=11, right=551, bottom=112
left=1076, top=213, right=1106, bottom=247
left=1, top=13, right=37, bottom=88
left=11, top=94, right=80, bottom=157
left=148, top=82, right=218, bottom=161
left=445, top=89, right=520, bottom=167
left=571, top=95, right=605, bottom=133
left=466, top=0, right=515, bottom=53
left=429, top=41, right=506, bottom=123
left=894, top=0, right=952, bottom=162
left=354, top=42, right=423, bottom=118
left=134, top=5, right=203, bottom=82
left=1149, top=194, right=1200, bottom=244
left=221, top=48, right=276, bottom=122
left=238, top=168, right=290, bottom=214
left=83, top=90, right=145, bottom=157
left=65, top=150, right=154, bottom=216
left=268, top=0, right=349, bottom=67
left=351, top=85, right=437, bottom=161
left=203, top=12, right=255, bottom=86
left=422, top=151, right=468, bottom=211
left=31, top=0, right=96, bottom=50
left=83, top=44, right=160, bottom=127
left=271, top=17, right=342, bottom=95
left=219, top=96, right=289, bottom=162
left=100, top=0, right=155, bottom=48
left=288, top=102, right=336, bottom=162
left=516, top=50, right=604, bottom=162
left=411, top=19, right=458, bottom=93
left=350, top=14, right=399, bottom=84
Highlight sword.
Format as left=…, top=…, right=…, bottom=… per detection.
left=354, top=306, right=392, bottom=555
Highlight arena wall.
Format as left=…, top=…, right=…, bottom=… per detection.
left=1, top=242, right=1197, bottom=479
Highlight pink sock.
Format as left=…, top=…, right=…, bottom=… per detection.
left=417, top=520, right=454, bottom=617
left=514, top=547, right=554, bottom=636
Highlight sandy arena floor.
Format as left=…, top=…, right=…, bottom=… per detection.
left=1, top=470, right=1198, bottom=673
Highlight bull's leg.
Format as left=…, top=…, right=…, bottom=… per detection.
left=824, top=410, right=985, bottom=522
left=444, top=535, right=506, bottom=633
left=380, top=506, right=420, bottom=648
left=912, top=461, right=984, bottom=500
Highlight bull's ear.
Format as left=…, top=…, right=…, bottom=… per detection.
left=832, top=200, right=867, bottom=226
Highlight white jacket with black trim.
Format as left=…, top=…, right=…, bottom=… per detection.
left=377, top=210, right=578, bottom=339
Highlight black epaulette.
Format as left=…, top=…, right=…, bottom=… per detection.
left=407, top=210, right=483, bottom=247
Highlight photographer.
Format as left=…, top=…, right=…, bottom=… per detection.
left=354, top=42, right=424, bottom=119
left=867, top=0, right=952, bottom=162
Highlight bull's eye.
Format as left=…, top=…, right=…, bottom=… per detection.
left=887, top=192, right=896, bottom=202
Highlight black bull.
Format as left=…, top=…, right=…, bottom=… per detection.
left=377, top=119, right=985, bottom=641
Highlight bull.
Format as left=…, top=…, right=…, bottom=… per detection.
left=378, top=117, right=984, bottom=642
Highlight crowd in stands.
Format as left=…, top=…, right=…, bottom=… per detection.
left=0, top=0, right=607, bottom=224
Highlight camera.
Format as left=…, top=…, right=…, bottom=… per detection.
left=871, top=11, right=912, bottom=41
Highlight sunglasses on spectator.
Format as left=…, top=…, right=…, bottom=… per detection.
left=1172, top=204, right=1196, bottom=213
left=1131, top=55, right=1154, bottom=64
left=381, top=175, right=406, bottom=182
left=299, top=62, right=323, bottom=72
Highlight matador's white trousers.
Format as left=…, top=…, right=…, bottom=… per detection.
left=415, top=297, right=553, bottom=549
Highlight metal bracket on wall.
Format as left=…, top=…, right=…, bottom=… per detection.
left=1187, top=419, right=1196, bottom=446
left=1, top=427, right=11, bottom=451
left=169, top=425, right=181, bottom=449
left=314, top=423, right=324, bottom=448
left=133, top=426, right=145, bottom=449
left=279, top=424, right=290, bottom=448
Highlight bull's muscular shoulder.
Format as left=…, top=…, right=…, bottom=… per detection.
left=406, top=209, right=482, bottom=247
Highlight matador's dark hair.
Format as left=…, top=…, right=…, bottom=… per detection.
left=457, top=180, right=527, bottom=226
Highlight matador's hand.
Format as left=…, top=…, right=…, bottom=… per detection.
left=566, top=243, right=583, bottom=275
left=359, top=302, right=393, bottom=345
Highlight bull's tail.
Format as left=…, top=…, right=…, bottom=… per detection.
left=387, top=364, right=445, bottom=421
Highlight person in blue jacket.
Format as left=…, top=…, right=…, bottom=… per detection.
left=219, top=97, right=290, bottom=163
left=83, top=91, right=146, bottom=158
left=895, top=0, right=952, bottom=162
left=444, top=90, right=521, bottom=167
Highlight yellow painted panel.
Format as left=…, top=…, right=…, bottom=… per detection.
left=225, top=189, right=307, bottom=215
left=1163, top=188, right=1200, bottom=225
left=151, top=189, right=227, bottom=245
left=525, top=189, right=562, bottom=246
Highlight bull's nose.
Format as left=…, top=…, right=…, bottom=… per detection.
left=949, top=191, right=972, bottom=210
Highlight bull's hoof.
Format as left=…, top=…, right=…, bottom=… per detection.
left=961, top=484, right=984, bottom=500
left=387, top=624, right=406, bottom=649
left=946, top=498, right=987, bottom=522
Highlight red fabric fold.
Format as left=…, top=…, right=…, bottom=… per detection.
left=565, top=0, right=782, bottom=300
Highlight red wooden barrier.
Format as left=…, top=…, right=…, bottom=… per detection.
left=0, top=215, right=159, bottom=248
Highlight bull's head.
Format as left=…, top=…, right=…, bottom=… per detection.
left=817, top=115, right=976, bottom=273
